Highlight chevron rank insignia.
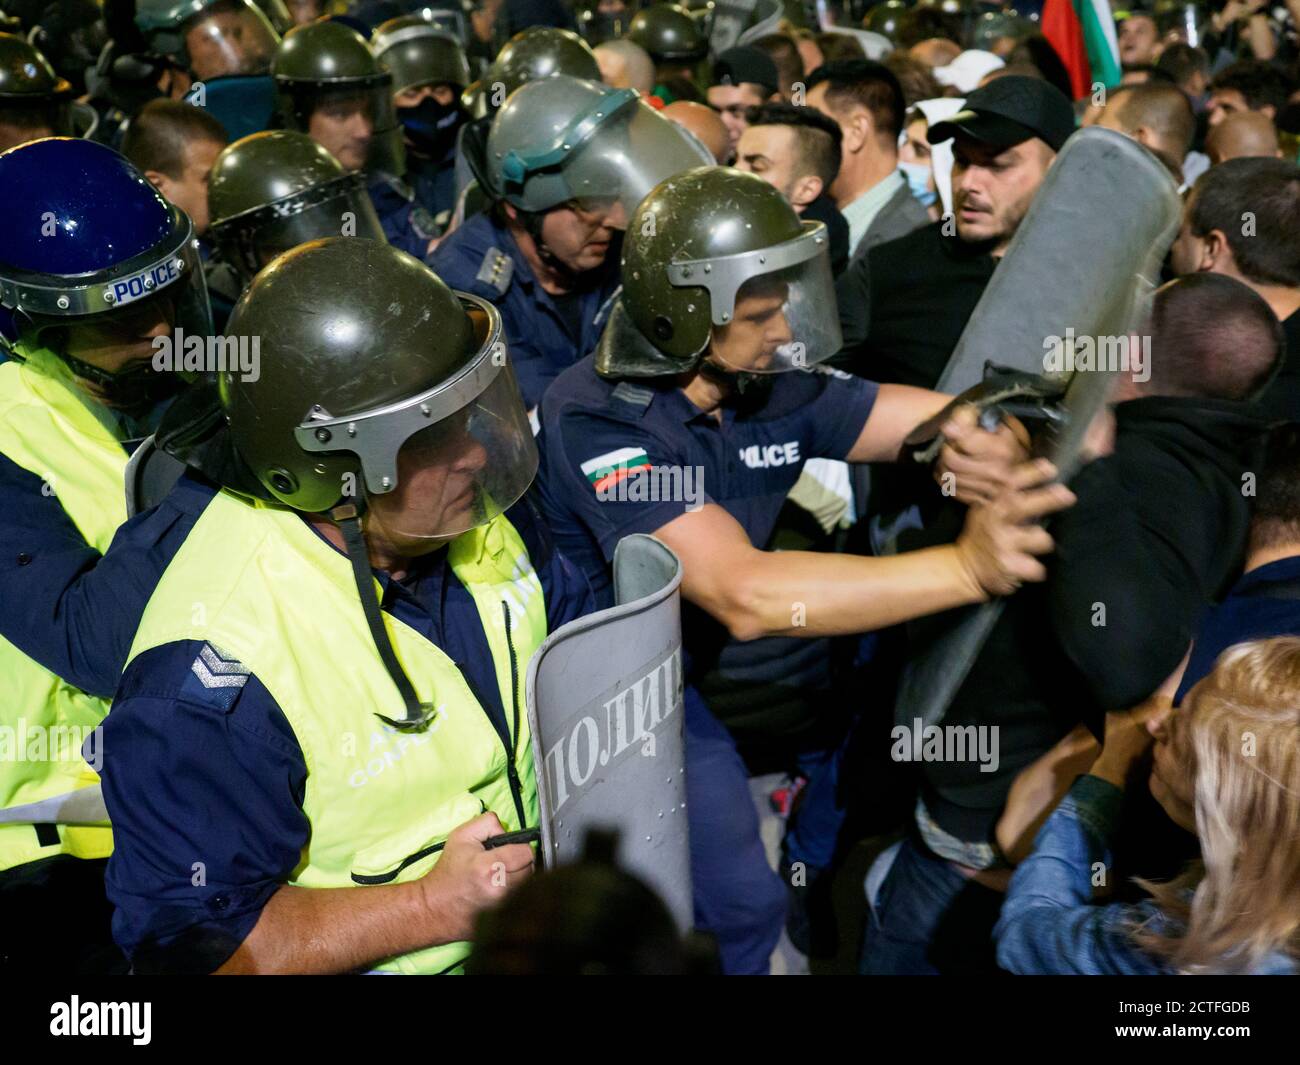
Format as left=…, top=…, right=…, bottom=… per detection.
left=190, top=644, right=250, bottom=690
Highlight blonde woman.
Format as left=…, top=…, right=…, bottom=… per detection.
left=995, top=636, right=1300, bottom=975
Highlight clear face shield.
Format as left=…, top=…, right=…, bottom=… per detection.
left=293, top=296, right=538, bottom=545
left=287, top=77, right=404, bottom=175
left=561, top=97, right=715, bottom=220
left=183, top=0, right=281, bottom=80
left=214, top=174, right=388, bottom=284
left=2, top=218, right=211, bottom=433
left=672, top=221, right=842, bottom=374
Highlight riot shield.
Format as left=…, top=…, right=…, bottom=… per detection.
left=895, top=127, right=1181, bottom=730
left=124, top=434, right=187, bottom=518
left=525, top=533, right=690, bottom=929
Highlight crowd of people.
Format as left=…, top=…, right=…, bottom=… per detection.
left=0, top=0, right=1297, bottom=978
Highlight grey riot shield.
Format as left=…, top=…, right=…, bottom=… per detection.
left=895, top=127, right=1181, bottom=730
left=124, top=434, right=187, bottom=518
left=525, top=533, right=690, bottom=929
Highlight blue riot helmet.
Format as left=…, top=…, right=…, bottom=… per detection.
left=0, top=138, right=212, bottom=421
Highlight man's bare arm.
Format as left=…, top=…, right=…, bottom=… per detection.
left=654, top=460, right=1072, bottom=642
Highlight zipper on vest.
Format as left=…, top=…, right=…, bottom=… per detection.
left=500, top=600, right=528, bottom=831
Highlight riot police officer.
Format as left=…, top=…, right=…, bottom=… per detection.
left=430, top=74, right=710, bottom=409
left=0, top=32, right=77, bottom=151
left=132, top=0, right=283, bottom=139
left=534, top=165, right=1073, bottom=972
left=95, top=238, right=595, bottom=974
left=453, top=25, right=603, bottom=227
left=204, top=128, right=388, bottom=328
left=0, top=137, right=211, bottom=971
left=272, top=18, right=438, bottom=257
left=372, top=14, right=472, bottom=226
left=626, top=2, right=707, bottom=102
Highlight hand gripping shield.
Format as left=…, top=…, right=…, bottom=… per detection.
left=894, top=127, right=1182, bottom=730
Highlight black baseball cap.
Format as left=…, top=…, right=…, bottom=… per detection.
left=712, top=46, right=779, bottom=97
left=928, top=75, right=1076, bottom=152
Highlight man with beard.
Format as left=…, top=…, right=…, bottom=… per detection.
left=536, top=166, right=1073, bottom=972
left=0, top=138, right=212, bottom=972
left=430, top=74, right=710, bottom=409
left=834, top=75, right=1075, bottom=390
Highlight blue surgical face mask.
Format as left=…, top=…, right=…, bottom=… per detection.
left=898, top=159, right=937, bottom=208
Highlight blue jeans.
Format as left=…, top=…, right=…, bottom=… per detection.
left=859, top=836, right=1005, bottom=975
left=685, top=687, right=786, bottom=975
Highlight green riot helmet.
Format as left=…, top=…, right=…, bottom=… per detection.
left=596, top=166, right=841, bottom=378
left=133, top=0, right=281, bottom=80
left=862, top=0, right=908, bottom=41
left=219, top=237, right=536, bottom=729
left=626, top=3, right=707, bottom=66
left=373, top=15, right=471, bottom=95
left=272, top=18, right=403, bottom=175
left=0, top=33, right=75, bottom=139
left=486, top=74, right=711, bottom=215
left=461, top=77, right=488, bottom=119
left=207, top=129, right=387, bottom=286
left=223, top=237, right=536, bottom=538
left=250, top=0, right=293, bottom=33
left=574, top=0, right=642, bottom=47
left=481, top=26, right=600, bottom=110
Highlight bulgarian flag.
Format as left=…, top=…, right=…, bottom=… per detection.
left=581, top=447, right=652, bottom=493
left=1042, top=0, right=1122, bottom=99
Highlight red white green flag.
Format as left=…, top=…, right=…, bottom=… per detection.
left=1042, top=0, right=1122, bottom=99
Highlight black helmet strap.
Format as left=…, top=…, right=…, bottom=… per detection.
left=331, top=501, right=438, bottom=733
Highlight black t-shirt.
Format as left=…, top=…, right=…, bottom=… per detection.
left=833, top=220, right=998, bottom=389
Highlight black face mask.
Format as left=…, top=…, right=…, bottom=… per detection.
left=697, top=358, right=776, bottom=414
left=399, top=97, right=465, bottom=161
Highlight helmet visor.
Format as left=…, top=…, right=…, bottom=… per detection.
left=213, top=175, right=387, bottom=283
left=562, top=98, right=714, bottom=220
left=293, top=295, right=538, bottom=542
left=183, top=2, right=280, bottom=80
left=670, top=221, right=841, bottom=374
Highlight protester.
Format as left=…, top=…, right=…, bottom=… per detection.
left=996, top=638, right=1300, bottom=975
left=806, top=60, right=928, bottom=264
left=733, top=102, right=851, bottom=275
left=121, top=99, right=228, bottom=237
left=707, top=45, right=780, bottom=162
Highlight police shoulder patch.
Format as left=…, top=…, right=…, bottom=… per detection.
left=475, top=246, right=513, bottom=296
left=580, top=447, right=652, bottom=494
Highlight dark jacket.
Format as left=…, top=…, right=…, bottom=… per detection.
left=910, top=396, right=1270, bottom=845
left=834, top=220, right=997, bottom=389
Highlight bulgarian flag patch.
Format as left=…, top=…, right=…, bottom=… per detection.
left=581, top=447, right=652, bottom=493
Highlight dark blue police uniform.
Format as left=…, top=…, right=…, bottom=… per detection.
left=429, top=212, right=621, bottom=410
left=536, top=355, right=880, bottom=973
left=367, top=171, right=439, bottom=260
left=0, top=467, right=594, bottom=972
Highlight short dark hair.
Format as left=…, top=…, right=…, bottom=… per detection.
left=1211, top=60, right=1292, bottom=114
left=1156, top=43, right=1210, bottom=88
left=1189, top=157, right=1300, bottom=287
left=1252, top=423, right=1300, bottom=548
left=806, top=59, right=905, bottom=140
left=885, top=52, right=941, bottom=109
left=122, top=99, right=228, bottom=179
left=745, top=101, right=842, bottom=187
left=1120, top=63, right=1176, bottom=85
left=753, top=33, right=803, bottom=96
left=1146, top=273, right=1283, bottom=401
left=1110, top=81, right=1196, bottom=156
left=894, top=9, right=961, bottom=49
